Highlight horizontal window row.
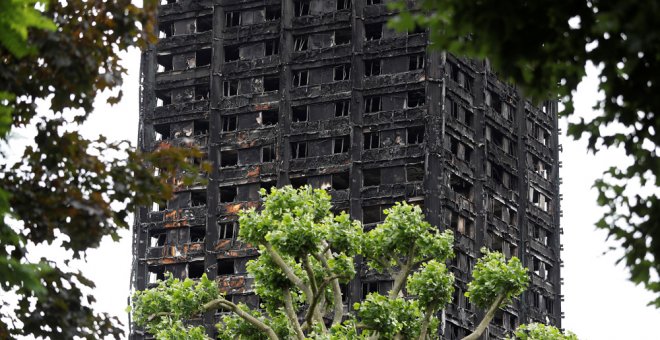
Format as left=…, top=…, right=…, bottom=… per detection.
left=527, top=119, right=552, bottom=147
left=147, top=256, right=252, bottom=283
left=158, top=15, right=212, bottom=38
left=157, top=49, right=211, bottom=73
left=486, top=125, right=517, bottom=156
left=529, top=186, right=552, bottom=213
left=155, top=85, right=209, bottom=106
left=362, top=200, right=424, bottom=225
left=486, top=160, right=519, bottom=191
left=362, top=163, right=424, bottom=187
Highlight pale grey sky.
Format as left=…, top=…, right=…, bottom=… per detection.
left=6, top=48, right=660, bottom=339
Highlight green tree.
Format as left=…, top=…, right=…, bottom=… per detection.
left=387, top=0, right=660, bottom=307
left=0, top=0, right=203, bottom=338
left=132, top=186, right=565, bottom=340
left=509, top=323, right=578, bottom=340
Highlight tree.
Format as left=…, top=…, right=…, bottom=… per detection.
left=508, top=323, right=578, bottom=340
left=132, top=186, right=568, bottom=340
left=0, top=0, right=203, bottom=338
left=387, top=0, right=660, bottom=307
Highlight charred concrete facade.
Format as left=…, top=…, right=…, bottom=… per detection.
left=131, top=0, right=563, bottom=338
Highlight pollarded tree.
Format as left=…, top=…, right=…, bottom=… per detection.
left=132, top=186, right=563, bottom=339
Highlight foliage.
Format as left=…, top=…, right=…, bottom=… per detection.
left=0, top=0, right=205, bottom=338
left=354, top=294, right=424, bottom=339
left=466, top=249, right=529, bottom=309
left=0, top=0, right=56, bottom=58
left=509, top=323, right=578, bottom=340
left=131, top=186, right=548, bottom=340
left=388, top=0, right=660, bottom=307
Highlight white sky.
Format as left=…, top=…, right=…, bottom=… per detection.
left=5, top=48, right=660, bottom=339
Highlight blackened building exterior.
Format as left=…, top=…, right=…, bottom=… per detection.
left=131, top=0, right=563, bottom=338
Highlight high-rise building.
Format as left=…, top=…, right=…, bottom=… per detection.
left=131, top=0, right=562, bottom=338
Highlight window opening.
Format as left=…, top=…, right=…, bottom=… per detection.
left=265, top=5, right=281, bottom=21
left=335, top=100, right=350, bottom=117
left=219, top=186, right=237, bottom=203
left=294, top=35, right=309, bottom=51
left=332, top=171, right=349, bottom=190
left=220, top=150, right=238, bottom=167
left=225, top=45, right=239, bottom=62
left=293, top=70, right=309, bottom=87
left=225, top=11, right=241, bottom=27
left=364, top=132, right=380, bottom=149
left=365, top=23, right=383, bottom=40
left=196, top=49, right=211, bottom=67
left=190, top=226, right=205, bottom=243
left=261, top=109, right=279, bottom=126
left=406, top=163, right=424, bottom=181
left=291, top=141, right=308, bottom=158
left=263, top=76, right=279, bottom=92
left=364, top=59, right=381, bottom=76
left=294, top=0, right=310, bottom=16
left=197, top=15, right=212, bottom=32
left=222, top=115, right=237, bottom=132
left=217, top=259, right=235, bottom=276
left=334, top=29, right=351, bottom=45
left=223, top=80, right=238, bottom=97
left=408, top=54, right=424, bottom=70
left=290, top=177, right=308, bottom=188
left=337, top=0, right=351, bottom=10
left=149, top=231, right=167, bottom=247
left=407, top=126, right=424, bottom=144
left=191, top=191, right=206, bottom=206
left=262, top=145, right=276, bottom=162
left=363, top=168, right=381, bottom=186
left=406, top=90, right=425, bottom=108
left=265, top=39, right=279, bottom=56
left=333, top=136, right=350, bottom=154
left=218, top=222, right=236, bottom=239
left=364, top=96, right=381, bottom=113
left=292, top=105, right=308, bottom=122
left=334, top=64, right=351, bottom=81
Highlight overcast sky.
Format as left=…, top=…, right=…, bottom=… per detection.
left=6, top=47, right=660, bottom=339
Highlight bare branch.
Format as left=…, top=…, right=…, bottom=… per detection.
left=203, top=297, right=279, bottom=340
left=302, top=256, right=318, bottom=295
left=389, top=245, right=416, bottom=298
left=264, top=242, right=313, bottom=304
left=313, top=249, right=345, bottom=325
left=283, top=289, right=305, bottom=340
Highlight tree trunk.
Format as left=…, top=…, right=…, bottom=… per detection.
left=418, top=305, right=435, bottom=340
left=461, top=293, right=506, bottom=340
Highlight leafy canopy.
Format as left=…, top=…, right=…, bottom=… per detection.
left=508, top=323, right=579, bottom=340
left=132, top=186, right=547, bottom=340
left=388, top=0, right=660, bottom=307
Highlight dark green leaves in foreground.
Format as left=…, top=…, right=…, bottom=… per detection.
left=0, top=0, right=207, bottom=338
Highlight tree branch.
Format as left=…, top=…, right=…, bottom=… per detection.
left=302, top=256, right=318, bottom=295
left=461, top=293, right=507, bottom=340
left=313, top=250, right=345, bottom=325
left=264, top=242, right=313, bottom=304
left=283, top=289, right=305, bottom=340
left=389, top=246, right=416, bottom=299
left=203, top=297, right=279, bottom=340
